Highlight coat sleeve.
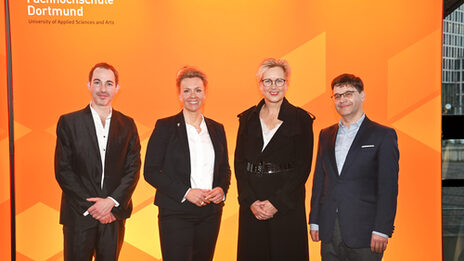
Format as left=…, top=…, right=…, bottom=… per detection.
left=109, top=118, right=141, bottom=219
left=234, top=116, right=258, bottom=208
left=55, top=115, right=93, bottom=214
left=268, top=112, right=314, bottom=214
left=144, top=120, right=191, bottom=202
left=373, top=128, right=399, bottom=236
left=216, top=124, right=231, bottom=196
left=309, top=130, right=324, bottom=225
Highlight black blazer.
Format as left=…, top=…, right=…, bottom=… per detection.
left=144, top=112, right=231, bottom=211
left=55, top=105, right=141, bottom=229
left=235, top=98, right=314, bottom=214
left=309, top=116, right=399, bottom=248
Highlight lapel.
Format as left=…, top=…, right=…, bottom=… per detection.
left=174, top=111, right=191, bottom=181
left=205, top=117, right=220, bottom=179
left=105, top=109, right=120, bottom=177
left=339, top=116, right=372, bottom=176
left=83, top=105, right=103, bottom=191
left=327, top=124, right=340, bottom=176
left=245, top=100, right=265, bottom=155
left=261, top=98, right=298, bottom=154
left=83, top=106, right=102, bottom=169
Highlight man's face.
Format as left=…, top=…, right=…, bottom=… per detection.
left=259, top=66, right=288, bottom=104
left=333, top=84, right=365, bottom=119
left=178, top=77, right=206, bottom=113
left=87, top=67, right=119, bottom=107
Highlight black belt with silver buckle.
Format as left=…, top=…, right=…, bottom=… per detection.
left=246, top=161, right=293, bottom=175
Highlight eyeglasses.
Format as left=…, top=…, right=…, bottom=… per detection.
left=261, top=78, right=286, bottom=87
left=331, top=90, right=357, bottom=100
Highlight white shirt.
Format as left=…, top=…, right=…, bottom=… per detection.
left=260, top=117, right=282, bottom=151
left=186, top=116, right=215, bottom=191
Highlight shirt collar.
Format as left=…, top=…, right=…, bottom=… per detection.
left=89, top=102, right=112, bottom=120
left=338, top=113, right=365, bottom=130
left=186, top=115, right=207, bottom=134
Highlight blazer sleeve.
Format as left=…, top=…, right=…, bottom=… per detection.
left=109, top=118, right=141, bottom=218
left=55, top=115, right=93, bottom=213
left=268, top=112, right=314, bottom=214
left=144, top=120, right=190, bottom=202
left=374, top=128, right=399, bottom=236
left=309, top=130, right=324, bottom=225
left=234, top=116, right=258, bottom=208
left=216, top=124, right=231, bottom=195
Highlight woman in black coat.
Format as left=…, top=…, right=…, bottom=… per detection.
left=235, top=58, right=314, bottom=261
left=144, top=66, right=231, bottom=261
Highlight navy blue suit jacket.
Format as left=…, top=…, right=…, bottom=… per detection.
left=309, top=116, right=399, bottom=248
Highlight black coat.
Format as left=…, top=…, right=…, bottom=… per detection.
left=309, top=116, right=399, bottom=248
left=235, top=98, right=314, bottom=260
left=55, top=105, right=141, bottom=229
left=144, top=111, right=231, bottom=211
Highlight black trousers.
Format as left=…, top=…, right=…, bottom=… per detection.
left=63, top=220, right=125, bottom=261
left=158, top=206, right=222, bottom=261
left=321, top=216, right=383, bottom=261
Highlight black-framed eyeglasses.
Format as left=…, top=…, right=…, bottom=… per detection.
left=331, top=90, right=357, bottom=100
left=261, top=78, right=286, bottom=87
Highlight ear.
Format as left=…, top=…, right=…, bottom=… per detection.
left=115, top=84, right=120, bottom=93
left=258, top=83, right=265, bottom=95
left=87, top=81, right=91, bottom=91
left=360, top=90, right=366, bottom=101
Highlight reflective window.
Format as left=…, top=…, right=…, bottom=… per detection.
left=442, top=4, right=464, bottom=261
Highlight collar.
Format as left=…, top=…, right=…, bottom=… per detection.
left=89, top=102, right=112, bottom=120
left=254, top=97, right=294, bottom=121
left=185, top=114, right=207, bottom=133
left=338, top=113, right=365, bottom=130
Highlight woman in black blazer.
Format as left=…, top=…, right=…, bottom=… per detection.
left=235, top=58, right=315, bottom=260
left=144, top=66, right=231, bottom=261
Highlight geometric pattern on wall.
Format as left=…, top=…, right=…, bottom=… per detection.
left=4, top=1, right=443, bottom=260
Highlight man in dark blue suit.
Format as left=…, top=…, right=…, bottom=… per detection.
left=309, top=73, right=399, bottom=261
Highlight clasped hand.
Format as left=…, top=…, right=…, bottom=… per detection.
left=250, top=200, right=277, bottom=220
left=86, top=197, right=116, bottom=224
left=186, top=187, right=224, bottom=207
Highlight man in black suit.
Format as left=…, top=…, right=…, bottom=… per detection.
left=55, top=62, right=141, bottom=261
left=309, top=73, right=399, bottom=261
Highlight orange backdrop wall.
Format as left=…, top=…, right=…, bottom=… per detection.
left=2, top=1, right=442, bottom=260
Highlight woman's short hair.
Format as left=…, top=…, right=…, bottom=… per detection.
left=256, top=58, right=291, bottom=83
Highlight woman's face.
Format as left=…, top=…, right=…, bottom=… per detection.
left=259, top=66, right=288, bottom=104
left=179, top=77, right=206, bottom=113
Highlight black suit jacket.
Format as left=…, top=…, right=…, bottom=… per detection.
left=309, top=116, right=399, bottom=248
left=144, top=112, right=231, bottom=210
left=55, top=105, right=141, bottom=229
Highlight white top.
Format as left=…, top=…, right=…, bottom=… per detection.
left=260, top=117, right=283, bottom=151
left=186, top=116, right=215, bottom=190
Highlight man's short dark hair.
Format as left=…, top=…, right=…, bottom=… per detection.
left=176, top=66, right=208, bottom=92
left=89, top=62, right=119, bottom=85
left=331, top=73, right=363, bottom=92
